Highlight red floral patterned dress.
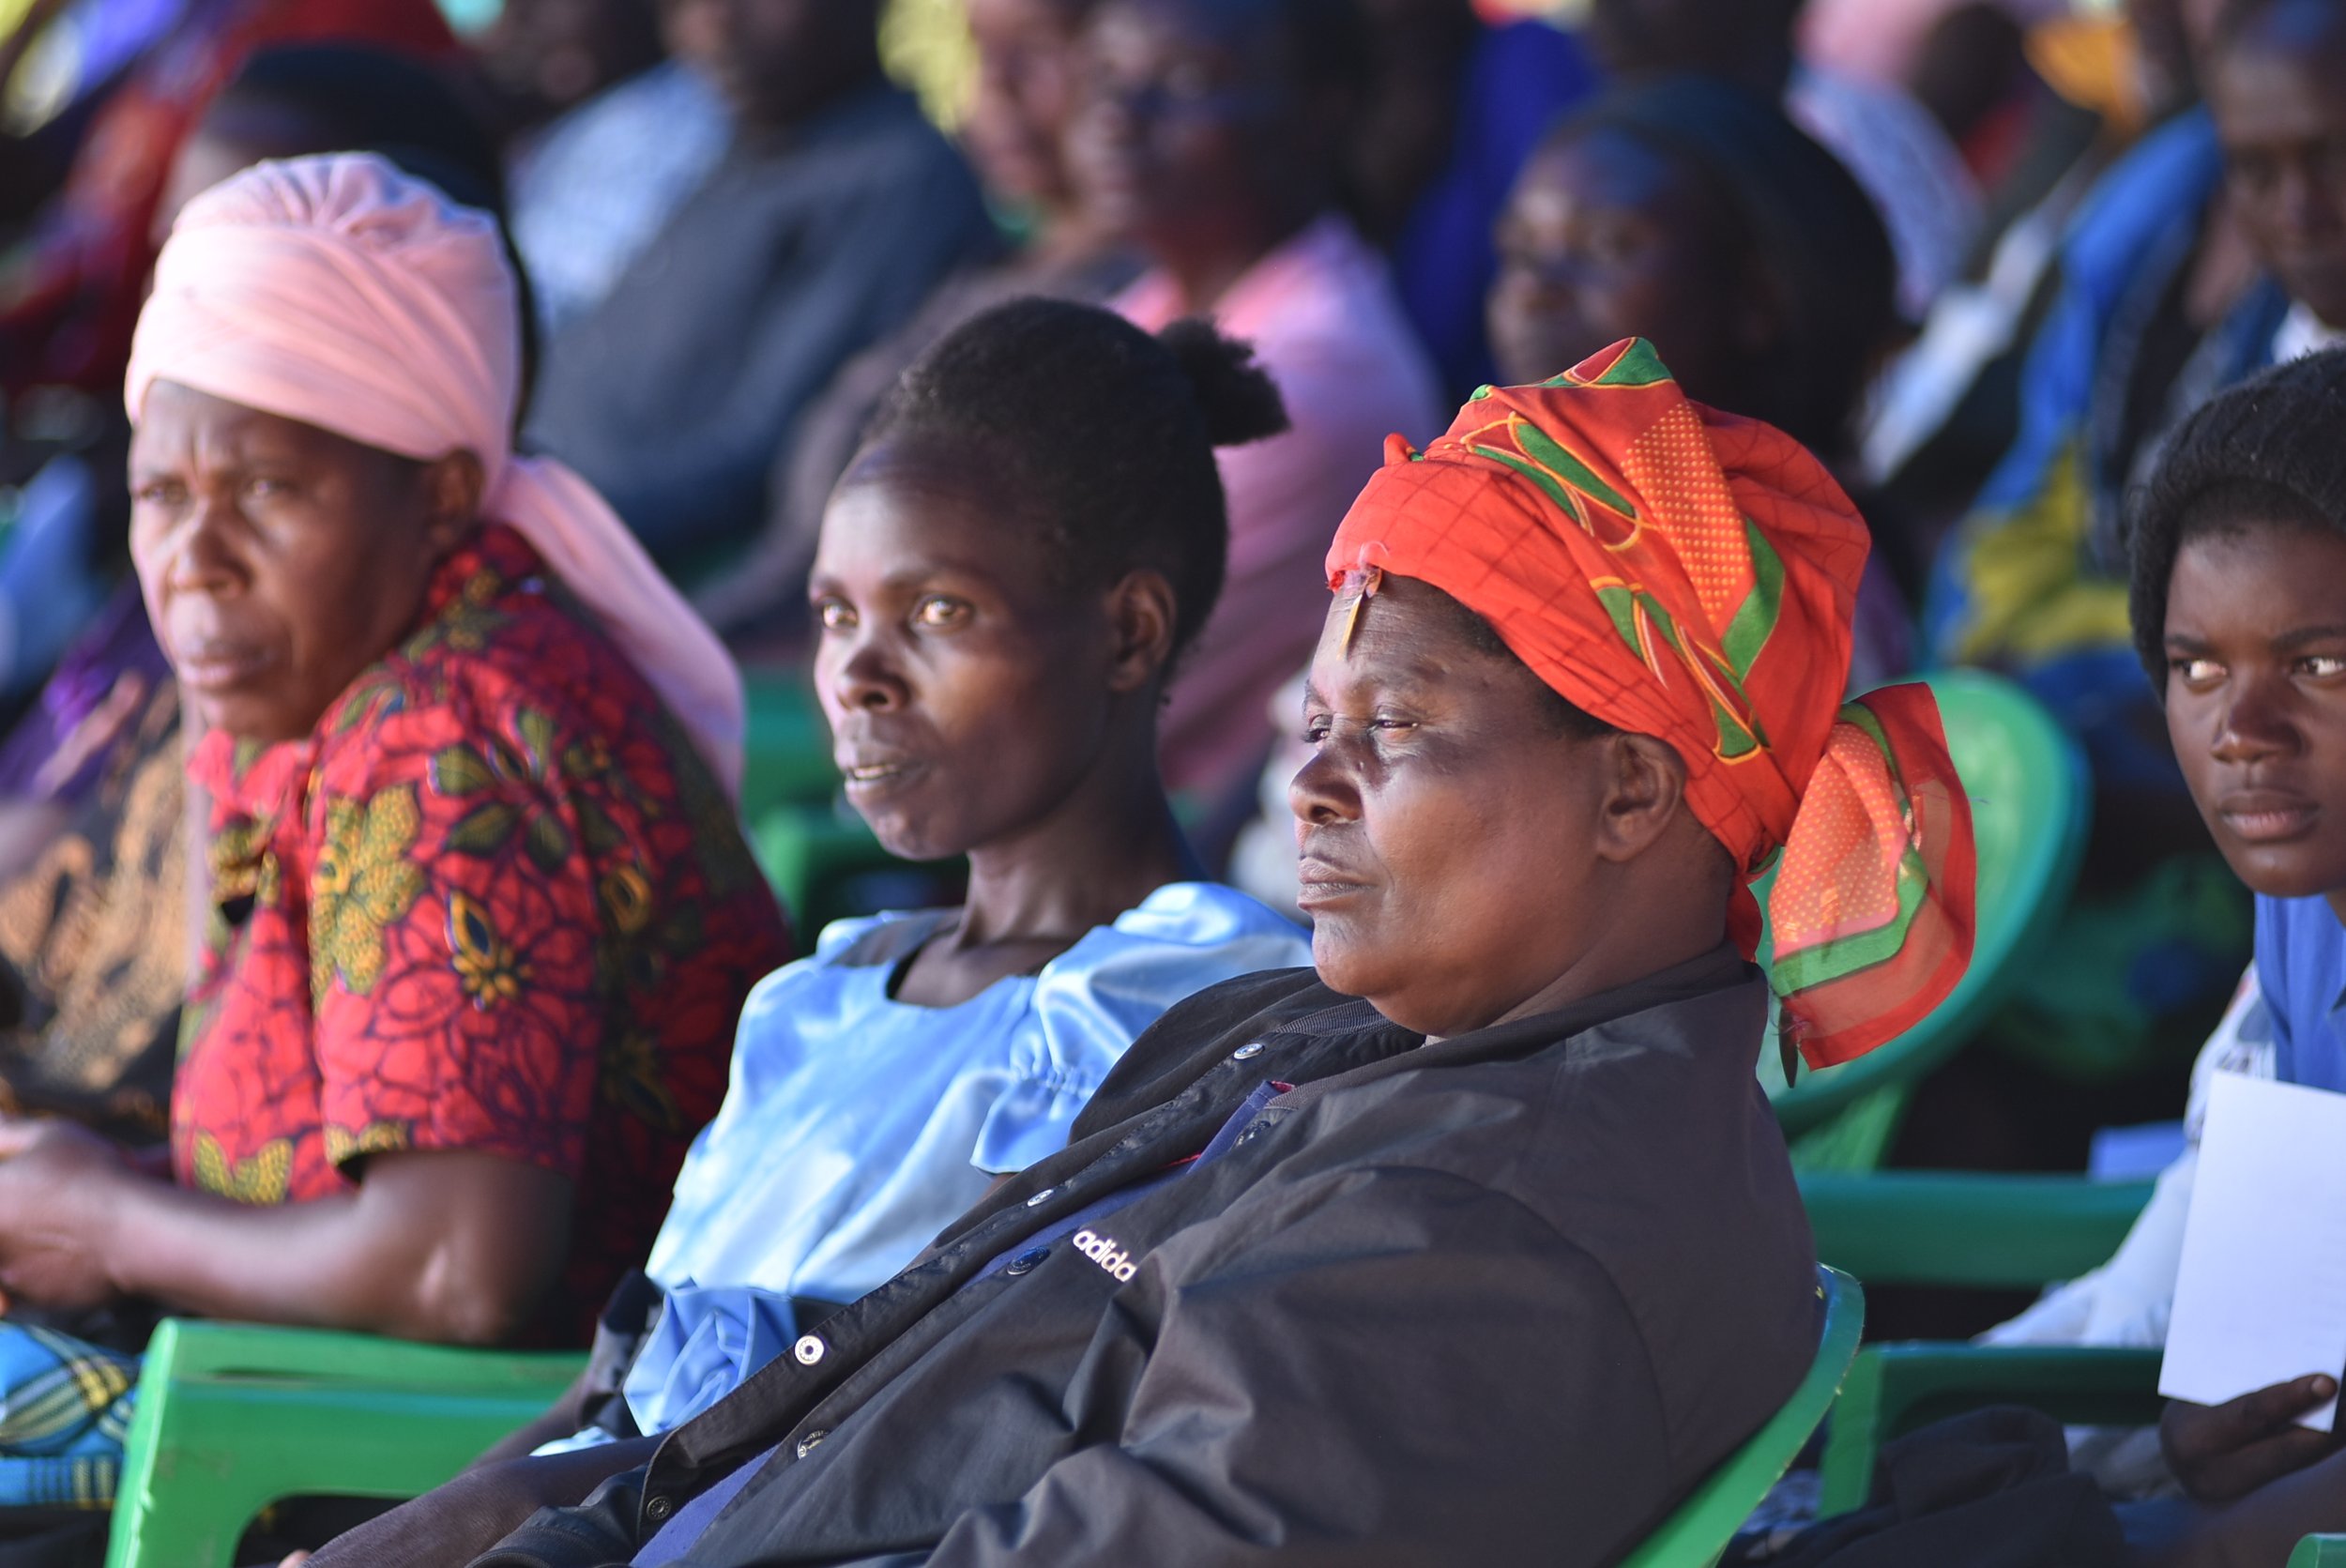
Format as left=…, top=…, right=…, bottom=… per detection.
left=173, top=524, right=792, bottom=1342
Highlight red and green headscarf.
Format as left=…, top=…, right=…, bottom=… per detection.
left=1328, top=339, right=1974, bottom=1069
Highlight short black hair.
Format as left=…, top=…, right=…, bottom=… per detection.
left=2126, top=348, right=2346, bottom=685
left=1546, top=75, right=1897, bottom=450
left=861, top=297, right=1288, bottom=661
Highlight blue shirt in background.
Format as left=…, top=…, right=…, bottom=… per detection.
left=1390, top=20, right=1598, bottom=401
left=2254, top=893, right=2346, bottom=1092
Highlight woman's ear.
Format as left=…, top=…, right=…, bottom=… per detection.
left=1593, top=732, right=1690, bottom=863
left=419, top=451, right=487, bottom=556
left=1103, top=569, right=1180, bottom=695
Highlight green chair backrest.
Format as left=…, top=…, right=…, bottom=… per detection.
left=1760, top=669, right=2090, bottom=1142
left=740, top=674, right=840, bottom=822
left=1621, top=1266, right=1866, bottom=1568
left=107, top=1319, right=584, bottom=1568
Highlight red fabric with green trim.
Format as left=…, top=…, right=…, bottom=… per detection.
left=1326, top=338, right=1974, bottom=1068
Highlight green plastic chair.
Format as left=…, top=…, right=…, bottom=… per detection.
left=739, top=675, right=839, bottom=822
left=1759, top=669, right=2091, bottom=1170
left=1798, top=1172, right=2159, bottom=1516
left=2292, top=1536, right=2346, bottom=1564
left=106, top=1319, right=584, bottom=1568
left=752, top=807, right=965, bottom=937
left=1621, top=1267, right=1866, bottom=1568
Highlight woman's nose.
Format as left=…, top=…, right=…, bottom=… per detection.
left=1288, top=739, right=1363, bottom=827
left=162, top=495, right=244, bottom=594
left=830, top=634, right=908, bottom=714
left=2212, top=674, right=2300, bottom=764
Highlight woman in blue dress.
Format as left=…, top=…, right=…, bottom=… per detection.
left=302, top=299, right=1312, bottom=1560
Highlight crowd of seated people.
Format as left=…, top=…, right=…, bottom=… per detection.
left=3, top=0, right=2346, bottom=1564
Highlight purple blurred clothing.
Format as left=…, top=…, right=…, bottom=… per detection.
left=0, top=584, right=171, bottom=805
left=1116, top=216, right=1444, bottom=803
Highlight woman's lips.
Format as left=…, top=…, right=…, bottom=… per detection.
left=2218, top=790, right=2321, bottom=845
left=840, top=757, right=925, bottom=794
left=174, top=643, right=275, bottom=693
left=1295, top=858, right=1370, bottom=907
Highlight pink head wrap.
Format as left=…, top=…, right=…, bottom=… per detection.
left=125, top=153, right=745, bottom=796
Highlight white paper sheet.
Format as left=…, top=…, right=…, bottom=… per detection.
left=2158, top=1073, right=2346, bottom=1431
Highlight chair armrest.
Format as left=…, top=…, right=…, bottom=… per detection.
left=110, top=1319, right=586, bottom=1568
left=1799, top=1171, right=2155, bottom=1288
left=1815, top=1343, right=2165, bottom=1518
left=2291, top=1535, right=2346, bottom=1565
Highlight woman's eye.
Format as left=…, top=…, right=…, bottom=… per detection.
left=242, top=477, right=289, bottom=501
left=912, top=596, right=969, bottom=629
left=132, top=481, right=183, bottom=508
left=2171, top=657, right=2222, bottom=685
left=2301, top=654, right=2346, bottom=678
left=815, top=599, right=854, bottom=632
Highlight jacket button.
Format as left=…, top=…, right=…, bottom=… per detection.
left=1025, top=1186, right=1055, bottom=1207
left=1232, top=1042, right=1265, bottom=1060
left=796, top=1429, right=830, bottom=1458
left=645, top=1494, right=674, bottom=1522
left=793, top=1333, right=827, bottom=1365
left=1004, top=1247, right=1049, bottom=1276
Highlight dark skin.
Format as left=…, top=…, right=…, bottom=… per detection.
left=2207, top=2, right=2346, bottom=333
left=0, top=385, right=574, bottom=1347
left=130, top=383, right=478, bottom=745
left=1582, top=0, right=1802, bottom=95
left=473, top=0, right=665, bottom=132
left=965, top=0, right=1113, bottom=262
left=2147, top=522, right=2346, bottom=1557
left=812, top=439, right=1198, bottom=1000
left=1486, top=129, right=1769, bottom=409
left=663, top=0, right=883, bottom=135
left=1065, top=0, right=1348, bottom=312
left=1294, top=575, right=1731, bottom=1039
left=300, top=440, right=1203, bottom=1567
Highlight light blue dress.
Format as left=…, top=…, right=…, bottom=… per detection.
left=556, top=883, right=1309, bottom=1447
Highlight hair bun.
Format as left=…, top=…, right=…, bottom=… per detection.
left=1157, top=317, right=1289, bottom=449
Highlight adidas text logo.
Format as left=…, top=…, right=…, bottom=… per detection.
left=1072, top=1227, right=1139, bottom=1283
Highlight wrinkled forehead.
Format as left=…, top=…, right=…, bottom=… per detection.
left=1308, top=575, right=1514, bottom=699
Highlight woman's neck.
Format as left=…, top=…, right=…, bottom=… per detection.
left=891, top=728, right=1200, bottom=1009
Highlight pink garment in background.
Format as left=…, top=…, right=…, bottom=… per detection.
left=1116, top=215, right=1444, bottom=803
left=125, top=154, right=746, bottom=794
left=1799, top=0, right=2067, bottom=86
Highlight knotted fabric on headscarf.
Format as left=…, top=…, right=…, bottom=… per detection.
left=124, top=153, right=745, bottom=796
left=1328, top=339, right=1974, bottom=1069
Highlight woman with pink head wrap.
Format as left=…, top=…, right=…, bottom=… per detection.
left=0, top=155, right=790, bottom=1499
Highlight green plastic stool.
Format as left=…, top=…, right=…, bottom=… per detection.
left=1815, top=1344, right=2164, bottom=1517
left=107, top=1319, right=584, bottom=1568
left=1760, top=668, right=2092, bottom=1168
left=1621, top=1267, right=1866, bottom=1568
left=1796, top=1171, right=2159, bottom=1518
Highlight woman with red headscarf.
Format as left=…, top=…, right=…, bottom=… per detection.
left=363, top=340, right=1974, bottom=1568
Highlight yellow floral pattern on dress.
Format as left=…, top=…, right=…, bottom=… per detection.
left=324, top=1119, right=413, bottom=1166
left=310, top=784, right=426, bottom=1003
left=191, top=1133, right=292, bottom=1205
left=449, top=891, right=527, bottom=1009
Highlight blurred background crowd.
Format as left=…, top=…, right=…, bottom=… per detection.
left=0, top=0, right=2337, bottom=1345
